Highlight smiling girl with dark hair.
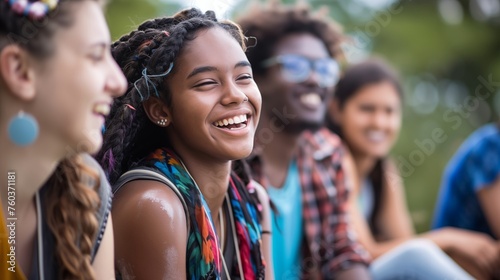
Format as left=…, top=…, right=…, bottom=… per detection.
left=328, top=58, right=495, bottom=280
left=97, top=8, right=273, bottom=280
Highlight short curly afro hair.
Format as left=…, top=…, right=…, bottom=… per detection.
left=236, top=0, right=344, bottom=77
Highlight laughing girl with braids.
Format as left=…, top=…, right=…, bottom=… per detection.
left=0, top=0, right=126, bottom=279
left=97, top=8, right=272, bottom=280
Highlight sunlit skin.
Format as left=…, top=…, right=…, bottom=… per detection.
left=112, top=26, right=273, bottom=280
left=165, top=27, right=261, bottom=165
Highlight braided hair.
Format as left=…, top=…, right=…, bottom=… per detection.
left=97, top=8, right=250, bottom=185
left=1, top=1, right=102, bottom=279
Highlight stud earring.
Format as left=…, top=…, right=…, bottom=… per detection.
left=8, top=111, right=39, bottom=146
left=157, top=118, right=167, bottom=126
left=243, top=96, right=249, bottom=102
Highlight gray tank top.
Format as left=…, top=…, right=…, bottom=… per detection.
left=28, top=154, right=112, bottom=279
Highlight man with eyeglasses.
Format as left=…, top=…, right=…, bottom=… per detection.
left=237, top=2, right=371, bottom=280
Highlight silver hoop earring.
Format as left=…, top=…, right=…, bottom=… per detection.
left=157, top=118, right=167, bottom=126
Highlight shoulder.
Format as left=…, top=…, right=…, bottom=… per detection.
left=453, top=124, right=500, bottom=173
left=80, top=153, right=105, bottom=174
left=113, top=179, right=186, bottom=220
left=112, top=180, right=188, bottom=279
left=80, top=154, right=112, bottom=224
left=301, top=128, right=345, bottom=161
left=249, top=180, right=272, bottom=232
left=468, top=124, right=500, bottom=154
left=78, top=154, right=111, bottom=221
left=308, top=128, right=343, bottom=147
left=443, top=124, right=500, bottom=190
left=249, top=180, right=269, bottom=204
left=112, top=179, right=188, bottom=238
left=474, top=123, right=500, bottom=138
left=454, top=124, right=500, bottom=160
left=79, top=154, right=111, bottom=197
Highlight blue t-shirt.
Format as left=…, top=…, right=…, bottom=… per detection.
left=433, top=123, right=500, bottom=238
left=267, top=161, right=303, bottom=280
left=358, top=178, right=375, bottom=221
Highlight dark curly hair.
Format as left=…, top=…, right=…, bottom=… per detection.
left=96, top=8, right=251, bottom=185
left=236, top=0, right=344, bottom=77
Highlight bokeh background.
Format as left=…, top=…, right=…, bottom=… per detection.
left=104, top=0, right=500, bottom=233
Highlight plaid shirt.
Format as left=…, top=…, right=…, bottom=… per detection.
left=249, top=128, right=370, bottom=279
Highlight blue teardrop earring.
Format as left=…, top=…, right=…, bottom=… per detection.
left=7, top=111, right=39, bottom=146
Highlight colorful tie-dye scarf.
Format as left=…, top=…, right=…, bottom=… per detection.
left=139, top=147, right=265, bottom=279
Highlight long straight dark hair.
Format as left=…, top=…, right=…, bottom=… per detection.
left=326, top=58, right=403, bottom=235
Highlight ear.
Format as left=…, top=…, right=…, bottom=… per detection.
left=142, top=97, right=171, bottom=127
left=328, top=98, right=343, bottom=125
left=0, top=45, right=37, bottom=101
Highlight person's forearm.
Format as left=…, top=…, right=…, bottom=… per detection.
left=365, top=238, right=411, bottom=259
left=419, top=227, right=455, bottom=253
left=335, top=264, right=371, bottom=280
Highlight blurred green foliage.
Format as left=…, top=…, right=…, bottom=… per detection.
left=243, top=0, right=499, bottom=233
left=104, top=0, right=499, bottom=233
left=105, top=0, right=181, bottom=40
left=365, top=0, right=500, bottom=233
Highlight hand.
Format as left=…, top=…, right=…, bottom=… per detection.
left=446, top=229, right=499, bottom=280
left=494, top=243, right=500, bottom=280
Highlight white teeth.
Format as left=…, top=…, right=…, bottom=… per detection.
left=300, top=93, right=321, bottom=107
left=366, top=131, right=386, bottom=142
left=94, top=104, right=110, bottom=116
left=213, top=114, right=248, bottom=127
